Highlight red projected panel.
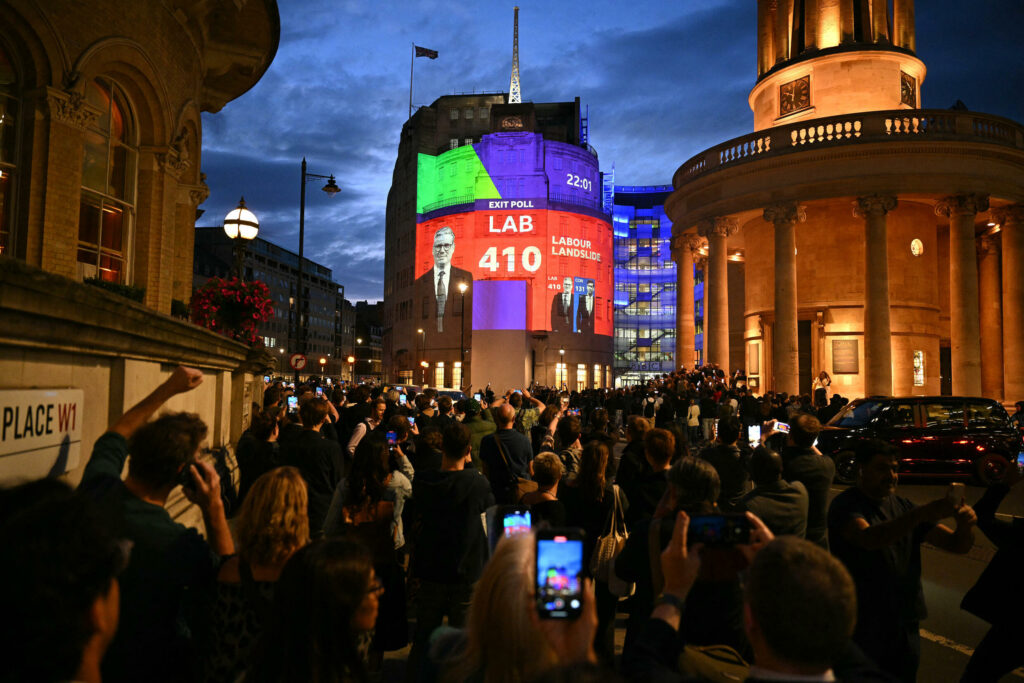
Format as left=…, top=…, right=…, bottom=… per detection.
left=415, top=207, right=613, bottom=336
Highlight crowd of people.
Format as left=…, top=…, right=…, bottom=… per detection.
left=1, top=363, right=1020, bottom=683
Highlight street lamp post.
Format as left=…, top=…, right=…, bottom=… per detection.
left=347, top=355, right=355, bottom=383
left=420, top=360, right=429, bottom=385
left=558, top=347, right=565, bottom=389
left=295, top=158, right=341, bottom=383
left=223, top=197, right=259, bottom=279
left=458, top=281, right=468, bottom=388
left=319, top=356, right=327, bottom=381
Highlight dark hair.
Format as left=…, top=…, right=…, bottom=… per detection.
left=299, top=397, right=329, bottom=428
left=348, top=386, right=370, bottom=404
left=347, top=436, right=389, bottom=508
left=717, top=416, right=741, bottom=445
left=418, top=426, right=443, bottom=452
left=539, top=405, right=559, bottom=426
left=750, top=445, right=783, bottom=485
left=626, top=414, right=651, bottom=440
left=746, top=537, right=856, bottom=668
left=577, top=441, right=609, bottom=502
left=415, top=394, right=432, bottom=412
left=246, top=539, right=374, bottom=683
left=442, top=422, right=471, bottom=461
left=251, top=408, right=281, bottom=441
left=386, top=415, right=410, bottom=441
left=589, top=408, right=609, bottom=434
left=667, top=456, right=720, bottom=514
left=128, top=412, right=207, bottom=489
left=437, top=395, right=454, bottom=413
left=555, top=415, right=581, bottom=448
left=532, top=452, right=563, bottom=489
left=854, top=438, right=898, bottom=466
left=644, top=428, right=675, bottom=467
left=0, top=479, right=124, bottom=682
left=813, top=387, right=828, bottom=409
left=508, top=393, right=523, bottom=409
left=264, top=385, right=283, bottom=409
left=790, top=414, right=821, bottom=448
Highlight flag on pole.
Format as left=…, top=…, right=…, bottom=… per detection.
left=414, top=45, right=438, bottom=59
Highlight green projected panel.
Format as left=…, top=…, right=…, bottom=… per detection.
left=416, top=145, right=500, bottom=214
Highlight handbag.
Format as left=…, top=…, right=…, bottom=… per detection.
left=590, top=484, right=634, bottom=597
left=493, top=434, right=538, bottom=503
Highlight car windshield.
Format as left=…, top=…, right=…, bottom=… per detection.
left=829, top=399, right=885, bottom=428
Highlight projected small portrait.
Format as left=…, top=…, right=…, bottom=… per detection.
left=415, top=226, right=472, bottom=335
left=551, top=275, right=574, bottom=332
left=574, top=279, right=595, bottom=335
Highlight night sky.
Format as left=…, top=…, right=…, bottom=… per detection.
left=199, top=0, right=1024, bottom=303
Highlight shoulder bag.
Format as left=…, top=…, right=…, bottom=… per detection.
left=590, top=484, right=634, bottom=597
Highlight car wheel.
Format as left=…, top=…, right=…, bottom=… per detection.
left=833, top=450, right=857, bottom=485
left=976, top=454, right=1011, bottom=486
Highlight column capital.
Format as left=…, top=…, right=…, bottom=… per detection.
left=34, top=86, right=103, bottom=131
left=763, top=202, right=806, bottom=226
left=672, top=233, right=705, bottom=258
left=935, top=194, right=990, bottom=218
left=696, top=216, right=739, bottom=239
left=991, top=203, right=1024, bottom=227
left=853, top=194, right=898, bottom=218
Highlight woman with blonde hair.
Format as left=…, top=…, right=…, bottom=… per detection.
left=202, top=466, right=309, bottom=682
left=431, top=532, right=597, bottom=683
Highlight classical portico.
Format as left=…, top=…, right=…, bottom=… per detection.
left=666, top=0, right=1024, bottom=401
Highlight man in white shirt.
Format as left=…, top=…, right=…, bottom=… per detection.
left=414, top=226, right=472, bottom=343
left=551, top=275, right=574, bottom=332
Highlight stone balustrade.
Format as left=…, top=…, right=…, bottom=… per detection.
left=675, top=109, right=1024, bottom=186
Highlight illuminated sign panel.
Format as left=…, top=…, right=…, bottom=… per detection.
left=415, top=132, right=612, bottom=339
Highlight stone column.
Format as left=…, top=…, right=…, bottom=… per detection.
left=993, top=205, right=1024, bottom=402
left=673, top=234, right=703, bottom=371
left=694, top=253, right=708, bottom=364
left=763, top=202, right=806, bottom=396
left=855, top=195, right=897, bottom=396
left=977, top=235, right=1004, bottom=400
left=697, top=217, right=738, bottom=371
left=936, top=194, right=988, bottom=396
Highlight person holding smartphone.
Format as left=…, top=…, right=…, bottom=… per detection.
left=779, top=414, right=834, bottom=550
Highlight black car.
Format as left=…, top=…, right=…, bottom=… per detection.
left=817, top=397, right=1024, bottom=485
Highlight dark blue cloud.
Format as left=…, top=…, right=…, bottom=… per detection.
left=199, top=0, right=1024, bottom=302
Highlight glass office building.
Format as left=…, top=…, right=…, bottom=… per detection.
left=612, top=185, right=703, bottom=386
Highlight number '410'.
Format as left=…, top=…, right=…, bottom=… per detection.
left=478, top=246, right=542, bottom=273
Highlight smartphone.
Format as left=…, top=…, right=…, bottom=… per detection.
left=689, top=514, right=751, bottom=546
left=503, top=507, right=532, bottom=538
left=286, top=395, right=298, bottom=412
left=316, top=386, right=324, bottom=397
left=263, top=375, right=270, bottom=382
left=474, top=392, right=482, bottom=401
left=386, top=430, right=398, bottom=447
left=947, top=482, right=966, bottom=504
left=407, top=416, right=416, bottom=426
left=535, top=528, right=585, bottom=619
left=747, top=424, right=761, bottom=447
left=177, top=459, right=198, bottom=497
left=775, top=422, right=790, bottom=434
left=399, top=394, right=407, bottom=405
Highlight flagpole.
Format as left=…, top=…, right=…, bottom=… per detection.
left=409, top=42, right=414, bottom=119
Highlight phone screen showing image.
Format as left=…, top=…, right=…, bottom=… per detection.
left=316, top=386, right=323, bottom=396
left=474, top=393, right=482, bottom=401
left=536, top=531, right=584, bottom=619
left=503, top=509, right=531, bottom=538
left=776, top=422, right=790, bottom=434
left=386, top=430, right=397, bottom=447
left=399, top=394, right=407, bottom=405
left=407, top=416, right=416, bottom=426
left=286, top=396, right=298, bottom=412
left=747, top=425, right=761, bottom=447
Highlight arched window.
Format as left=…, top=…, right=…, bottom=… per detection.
left=78, top=77, right=137, bottom=283
left=0, top=43, right=17, bottom=257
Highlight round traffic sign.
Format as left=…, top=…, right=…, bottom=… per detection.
left=289, top=353, right=308, bottom=371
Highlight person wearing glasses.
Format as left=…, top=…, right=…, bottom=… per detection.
left=415, top=226, right=472, bottom=340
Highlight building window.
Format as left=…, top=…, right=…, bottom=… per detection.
left=463, top=108, right=474, bottom=119
left=449, top=108, right=458, bottom=120
left=555, top=362, right=567, bottom=388
left=78, top=78, right=137, bottom=283
left=0, top=43, right=18, bottom=256
left=593, top=363, right=601, bottom=389
left=576, top=363, right=587, bottom=390
left=464, top=138, right=473, bottom=147
left=452, top=361, right=462, bottom=388
left=477, top=107, right=488, bottom=119
left=434, top=362, right=445, bottom=387
left=449, top=138, right=459, bottom=150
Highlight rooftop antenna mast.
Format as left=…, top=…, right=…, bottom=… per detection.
left=509, top=6, right=521, bottom=103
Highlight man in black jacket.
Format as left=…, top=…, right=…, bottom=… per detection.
left=780, top=414, right=834, bottom=549
left=280, top=397, right=343, bottom=537
left=698, top=416, right=750, bottom=513
left=409, top=422, right=495, bottom=673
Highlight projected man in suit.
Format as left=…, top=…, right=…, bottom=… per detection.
left=414, top=226, right=472, bottom=344
left=575, top=279, right=595, bottom=335
left=550, top=276, right=574, bottom=333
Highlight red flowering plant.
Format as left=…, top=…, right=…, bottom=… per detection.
left=190, top=277, right=274, bottom=345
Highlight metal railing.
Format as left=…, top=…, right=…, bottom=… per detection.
left=675, top=109, right=1024, bottom=186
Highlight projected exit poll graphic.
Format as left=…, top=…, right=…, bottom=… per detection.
left=415, top=132, right=613, bottom=337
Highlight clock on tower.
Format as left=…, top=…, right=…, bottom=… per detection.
left=779, top=76, right=812, bottom=117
